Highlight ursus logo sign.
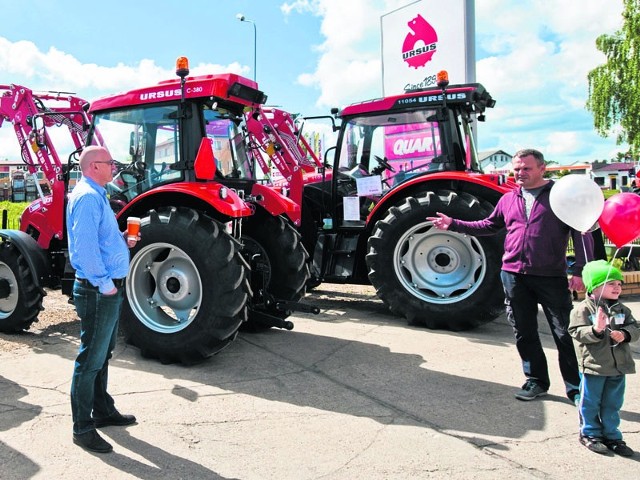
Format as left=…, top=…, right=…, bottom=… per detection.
left=402, top=14, right=438, bottom=69
left=381, top=0, right=472, bottom=96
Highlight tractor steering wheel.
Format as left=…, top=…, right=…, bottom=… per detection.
left=118, top=160, right=145, bottom=180
left=373, top=155, right=396, bottom=173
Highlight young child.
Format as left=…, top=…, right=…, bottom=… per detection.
left=569, top=260, right=640, bottom=456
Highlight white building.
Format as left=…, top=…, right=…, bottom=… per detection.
left=590, top=162, right=635, bottom=190
left=478, top=149, right=512, bottom=173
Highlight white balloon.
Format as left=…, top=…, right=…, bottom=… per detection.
left=549, top=175, right=604, bottom=232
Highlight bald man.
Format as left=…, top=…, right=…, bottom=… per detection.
left=67, top=146, right=138, bottom=453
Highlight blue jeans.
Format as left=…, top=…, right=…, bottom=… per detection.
left=501, top=271, right=580, bottom=399
left=71, top=281, right=124, bottom=434
left=580, top=373, right=625, bottom=440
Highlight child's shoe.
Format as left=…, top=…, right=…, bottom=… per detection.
left=604, top=439, right=634, bottom=457
left=579, top=435, right=610, bottom=454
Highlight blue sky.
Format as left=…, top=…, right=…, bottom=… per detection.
left=0, top=0, right=627, bottom=165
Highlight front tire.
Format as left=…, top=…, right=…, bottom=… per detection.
left=366, top=190, right=504, bottom=330
left=241, top=211, right=309, bottom=328
left=0, top=241, right=44, bottom=332
left=122, top=207, right=249, bottom=364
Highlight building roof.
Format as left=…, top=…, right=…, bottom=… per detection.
left=478, top=149, right=511, bottom=162
left=591, top=161, right=634, bottom=172
left=545, top=164, right=590, bottom=172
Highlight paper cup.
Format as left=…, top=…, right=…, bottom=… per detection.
left=127, top=217, right=141, bottom=241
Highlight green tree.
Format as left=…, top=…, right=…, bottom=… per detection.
left=586, top=0, right=640, bottom=155
left=591, top=159, right=609, bottom=167
left=615, top=151, right=633, bottom=161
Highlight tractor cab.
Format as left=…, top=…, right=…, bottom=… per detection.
left=97, top=102, right=259, bottom=209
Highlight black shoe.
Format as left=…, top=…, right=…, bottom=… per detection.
left=73, top=430, right=113, bottom=453
left=93, top=412, right=137, bottom=428
left=604, top=439, right=634, bottom=457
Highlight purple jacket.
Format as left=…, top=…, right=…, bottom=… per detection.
left=450, top=181, right=593, bottom=277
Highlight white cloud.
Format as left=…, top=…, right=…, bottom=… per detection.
left=545, top=131, right=581, bottom=157
left=290, top=0, right=393, bottom=108
left=0, top=1, right=630, bottom=165
left=281, top=0, right=322, bottom=16
left=0, top=37, right=247, bottom=161
left=0, top=129, right=19, bottom=161
left=291, top=0, right=627, bottom=163
left=475, top=0, right=626, bottom=162
left=0, top=37, right=245, bottom=99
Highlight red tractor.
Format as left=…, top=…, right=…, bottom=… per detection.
left=0, top=84, right=88, bottom=332
left=83, top=59, right=314, bottom=362
left=0, top=63, right=512, bottom=367
left=246, top=72, right=516, bottom=330
left=0, top=61, right=313, bottom=365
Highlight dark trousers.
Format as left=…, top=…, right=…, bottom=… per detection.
left=70, top=281, right=124, bottom=434
left=501, top=271, right=580, bottom=399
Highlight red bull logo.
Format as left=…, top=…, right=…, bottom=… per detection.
left=402, top=14, right=438, bottom=69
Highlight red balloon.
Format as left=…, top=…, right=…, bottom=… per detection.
left=599, top=192, right=640, bottom=248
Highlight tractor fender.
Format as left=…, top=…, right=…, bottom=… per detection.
left=367, top=171, right=514, bottom=227
left=0, top=230, right=52, bottom=289
left=116, top=182, right=253, bottom=219
left=250, top=183, right=301, bottom=226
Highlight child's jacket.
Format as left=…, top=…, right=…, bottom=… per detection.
left=569, top=297, right=640, bottom=376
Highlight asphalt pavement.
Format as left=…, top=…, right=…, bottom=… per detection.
left=1, top=285, right=640, bottom=479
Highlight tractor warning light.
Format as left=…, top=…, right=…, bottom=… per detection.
left=436, top=70, right=449, bottom=89
left=176, top=57, right=190, bottom=79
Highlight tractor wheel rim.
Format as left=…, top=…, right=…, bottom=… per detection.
left=393, top=222, right=486, bottom=304
left=0, top=263, right=18, bottom=317
left=127, top=242, right=203, bottom=333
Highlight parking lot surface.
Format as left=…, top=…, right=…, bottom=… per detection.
left=1, top=284, right=640, bottom=479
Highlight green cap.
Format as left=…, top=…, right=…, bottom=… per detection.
left=582, top=260, right=624, bottom=293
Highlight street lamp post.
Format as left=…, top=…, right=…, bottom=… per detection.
left=236, top=13, right=257, bottom=82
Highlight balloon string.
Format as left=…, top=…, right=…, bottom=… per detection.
left=581, top=233, right=589, bottom=264
left=595, top=247, right=617, bottom=305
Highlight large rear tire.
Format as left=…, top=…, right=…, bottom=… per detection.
left=0, top=241, right=43, bottom=332
left=366, top=190, right=504, bottom=330
left=122, top=207, right=249, bottom=364
left=241, top=211, right=309, bottom=329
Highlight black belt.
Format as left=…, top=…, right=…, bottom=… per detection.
left=76, top=278, right=125, bottom=288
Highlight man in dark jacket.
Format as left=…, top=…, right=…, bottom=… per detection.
left=428, top=148, right=593, bottom=404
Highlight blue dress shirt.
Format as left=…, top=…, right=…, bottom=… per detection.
left=67, top=176, right=130, bottom=293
